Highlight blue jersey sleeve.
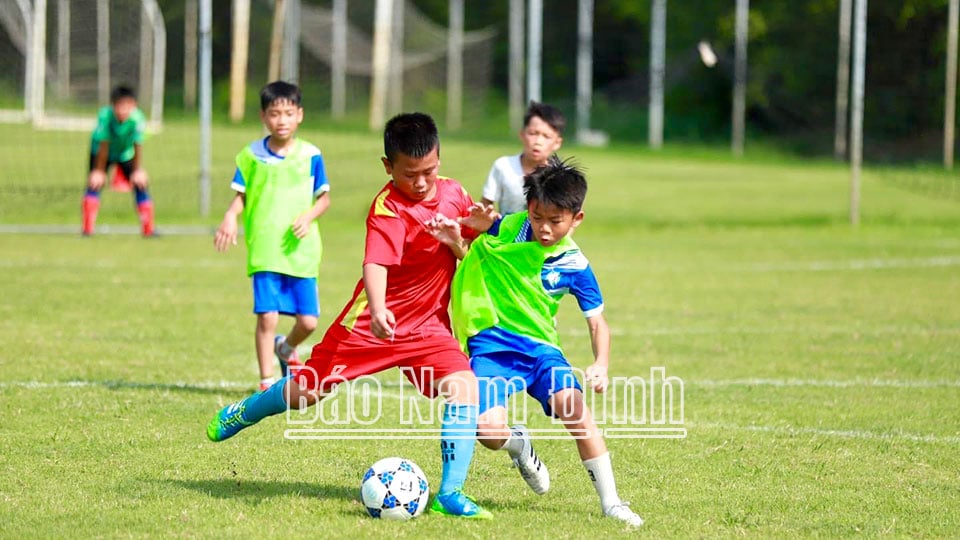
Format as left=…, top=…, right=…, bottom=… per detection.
left=542, top=250, right=604, bottom=317
left=485, top=217, right=504, bottom=236
left=569, top=264, right=604, bottom=317
left=231, top=168, right=245, bottom=193
left=312, top=155, right=330, bottom=197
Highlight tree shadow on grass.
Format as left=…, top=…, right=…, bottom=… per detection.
left=163, top=478, right=357, bottom=504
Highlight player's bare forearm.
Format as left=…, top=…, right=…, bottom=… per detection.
left=362, top=263, right=395, bottom=339
left=587, top=313, right=611, bottom=366
left=308, top=191, right=331, bottom=220
left=132, top=144, right=143, bottom=171
left=214, top=193, right=244, bottom=251
left=87, top=143, right=110, bottom=189
left=130, top=145, right=148, bottom=188
left=94, top=142, right=109, bottom=170
left=584, top=314, right=612, bottom=393
left=93, top=142, right=109, bottom=171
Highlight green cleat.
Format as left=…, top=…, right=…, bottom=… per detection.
left=428, top=490, right=493, bottom=519
left=206, top=401, right=254, bottom=442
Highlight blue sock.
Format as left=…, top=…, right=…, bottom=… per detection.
left=239, top=376, right=290, bottom=423
left=134, top=187, right=150, bottom=205
left=438, top=403, right=478, bottom=494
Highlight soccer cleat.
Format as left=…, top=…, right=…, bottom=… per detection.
left=206, top=401, right=254, bottom=442
left=428, top=490, right=493, bottom=519
left=604, top=503, right=644, bottom=527
left=510, top=425, right=550, bottom=495
left=274, top=335, right=304, bottom=377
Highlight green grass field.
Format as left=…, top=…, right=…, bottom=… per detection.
left=1, top=120, right=959, bottom=537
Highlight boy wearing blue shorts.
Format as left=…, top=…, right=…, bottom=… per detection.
left=438, top=158, right=643, bottom=526
left=214, top=81, right=331, bottom=391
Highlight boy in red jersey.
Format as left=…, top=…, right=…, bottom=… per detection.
left=207, top=112, right=497, bottom=519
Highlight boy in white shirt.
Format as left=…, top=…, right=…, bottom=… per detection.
left=481, top=102, right=565, bottom=214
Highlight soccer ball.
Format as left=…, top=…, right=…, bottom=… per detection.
left=360, top=457, right=430, bottom=520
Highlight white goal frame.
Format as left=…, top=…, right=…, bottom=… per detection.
left=0, top=0, right=165, bottom=130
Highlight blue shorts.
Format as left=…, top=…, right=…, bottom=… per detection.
left=471, top=351, right=583, bottom=417
left=251, top=271, right=319, bottom=316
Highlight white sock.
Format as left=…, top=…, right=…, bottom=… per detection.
left=582, top=452, right=622, bottom=511
left=277, top=338, right=295, bottom=360
left=260, top=376, right=275, bottom=387
left=501, top=429, right=524, bottom=458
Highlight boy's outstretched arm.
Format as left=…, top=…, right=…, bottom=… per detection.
left=292, top=191, right=331, bottom=239
left=424, top=214, right=468, bottom=259
left=458, top=202, right=499, bottom=233
left=584, top=313, right=612, bottom=393
left=214, top=193, right=244, bottom=251
left=363, top=263, right=395, bottom=340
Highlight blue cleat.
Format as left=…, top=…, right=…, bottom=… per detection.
left=206, top=401, right=254, bottom=442
left=428, top=490, right=493, bottom=519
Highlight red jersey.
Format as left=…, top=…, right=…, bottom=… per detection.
left=331, top=177, right=476, bottom=342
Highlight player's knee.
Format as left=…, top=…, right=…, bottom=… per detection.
left=299, top=316, right=318, bottom=334
left=476, top=423, right=508, bottom=450
left=552, top=388, right=587, bottom=423
left=257, top=312, right=279, bottom=330
left=290, top=367, right=324, bottom=402
left=285, top=378, right=320, bottom=410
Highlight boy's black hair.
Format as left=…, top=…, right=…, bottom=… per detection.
left=260, top=81, right=302, bottom=110
left=523, top=101, right=566, bottom=135
left=524, top=156, right=587, bottom=213
left=383, top=112, right=440, bottom=163
left=110, top=85, right=137, bottom=103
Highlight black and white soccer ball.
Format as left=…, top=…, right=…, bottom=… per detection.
left=360, top=457, right=430, bottom=520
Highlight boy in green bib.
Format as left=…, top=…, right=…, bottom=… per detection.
left=433, top=158, right=643, bottom=527
left=214, top=81, right=331, bottom=391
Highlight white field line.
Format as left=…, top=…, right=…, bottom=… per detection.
left=601, top=254, right=960, bottom=273
left=0, top=224, right=214, bottom=235
left=2, top=377, right=960, bottom=391
left=3, top=379, right=957, bottom=444
left=568, top=326, right=960, bottom=337
left=693, top=378, right=960, bottom=388
left=0, top=258, right=235, bottom=269
left=741, top=255, right=960, bottom=272
left=3, top=243, right=958, bottom=274
left=692, top=422, right=960, bottom=444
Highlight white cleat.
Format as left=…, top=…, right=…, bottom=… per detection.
left=509, top=425, right=550, bottom=495
left=605, top=503, right=644, bottom=527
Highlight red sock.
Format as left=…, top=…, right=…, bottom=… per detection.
left=137, top=200, right=155, bottom=236
left=82, top=196, right=99, bottom=235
